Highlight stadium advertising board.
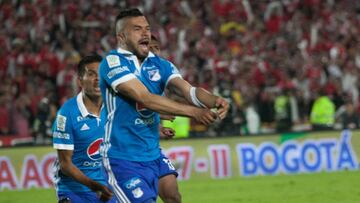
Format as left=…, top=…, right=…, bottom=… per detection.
left=0, top=130, right=359, bottom=190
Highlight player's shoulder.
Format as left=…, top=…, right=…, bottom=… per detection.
left=148, top=53, right=173, bottom=68
left=58, top=96, right=78, bottom=116
left=101, top=50, right=129, bottom=69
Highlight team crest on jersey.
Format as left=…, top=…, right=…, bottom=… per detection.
left=87, top=138, right=103, bottom=160
left=136, top=102, right=154, bottom=118
left=148, top=69, right=161, bottom=81
left=106, top=55, right=121, bottom=68
left=132, top=187, right=144, bottom=199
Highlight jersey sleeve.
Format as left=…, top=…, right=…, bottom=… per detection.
left=162, top=60, right=183, bottom=87
left=99, top=54, right=137, bottom=92
left=52, top=106, right=74, bottom=150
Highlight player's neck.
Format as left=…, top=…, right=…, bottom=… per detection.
left=119, top=44, right=145, bottom=63
left=83, top=93, right=102, bottom=117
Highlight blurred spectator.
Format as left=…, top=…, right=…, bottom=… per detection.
left=12, top=94, right=33, bottom=137
left=310, top=90, right=336, bottom=130
left=32, top=83, right=57, bottom=144
left=274, top=89, right=292, bottom=132
left=245, top=102, right=260, bottom=135
left=257, top=89, right=275, bottom=131
left=56, top=55, right=78, bottom=99
left=336, top=101, right=360, bottom=130
left=0, top=94, right=10, bottom=135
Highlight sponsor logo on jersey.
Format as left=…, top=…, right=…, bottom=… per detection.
left=148, top=69, right=161, bottom=81
left=106, top=55, right=121, bottom=68
left=136, top=102, right=154, bottom=118
left=80, top=123, right=90, bottom=131
left=143, top=65, right=157, bottom=70
left=125, top=177, right=142, bottom=189
left=107, top=66, right=130, bottom=79
left=134, top=118, right=155, bottom=125
left=53, top=132, right=70, bottom=140
left=87, top=138, right=103, bottom=160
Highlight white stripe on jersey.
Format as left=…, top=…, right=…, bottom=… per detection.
left=103, top=89, right=130, bottom=203
left=53, top=143, right=74, bottom=150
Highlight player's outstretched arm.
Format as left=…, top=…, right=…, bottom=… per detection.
left=159, top=114, right=175, bottom=121
left=115, top=79, right=217, bottom=125
left=167, top=78, right=230, bottom=119
left=57, top=150, right=113, bottom=201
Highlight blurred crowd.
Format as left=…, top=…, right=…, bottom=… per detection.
left=1, top=0, right=360, bottom=142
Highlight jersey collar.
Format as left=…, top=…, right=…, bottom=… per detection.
left=76, top=92, right=103, bottom=118
left=77, top=92, right=90, bottom=118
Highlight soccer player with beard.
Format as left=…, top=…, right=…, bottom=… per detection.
left=99, top=8, right=229, bottom=203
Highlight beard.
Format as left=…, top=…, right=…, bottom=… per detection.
left=124, top=38, right=149, bottom=61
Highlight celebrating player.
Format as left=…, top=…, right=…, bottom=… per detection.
left=52, top=55, right=115, bottom=203
left=99, top=8, right=229, bottom=203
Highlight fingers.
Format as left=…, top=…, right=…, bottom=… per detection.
left=217, top=107, right=228, bottom=119
left=92, top=182, right=113, bottom=201
left=160, top=127, right=175, bottom=139
left=215, top=97, right=226, bottom=107
left=198, top=109, right=217, bottom=125
left=218, top=111, right=227, bottom=119
left=99, top=187, right=113, bottom=201
left=215, top=98, right=229, bottom=120
left=163, top=128, right=175, bottom=138
left=99, top=193, right=112, bottom=201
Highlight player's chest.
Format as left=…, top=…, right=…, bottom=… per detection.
left=72, top=117, right=104, bottom=142
left=128, top=61, right=164, bottom=94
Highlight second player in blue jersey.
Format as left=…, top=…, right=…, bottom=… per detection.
left=53, top=55, right=115, bottom=203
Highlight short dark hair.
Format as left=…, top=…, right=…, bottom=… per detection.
left=77, top=54, right=102, bottom=77
left=115, top=8, right=144, bottom=34
left=116, top=8, right=144, bottom=21
left=151, top=34, right=158, bottom=42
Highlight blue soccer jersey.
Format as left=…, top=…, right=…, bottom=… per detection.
left=99, top=48, right=182, bottom=162
left=52, top=92, right=107, bottom=192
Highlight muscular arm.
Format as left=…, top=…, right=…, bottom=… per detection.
left=167, top=77, right=229, bottom=119
left=57, top=150, right=112, bottom=200
left=115, top=79, right=216, bottom=124
left=167, top=78, right=218, bottom=108
left=58, top=150, right=94, bottom=188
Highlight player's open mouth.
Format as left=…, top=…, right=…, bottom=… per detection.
left=139, top=39, right=149, bottom=52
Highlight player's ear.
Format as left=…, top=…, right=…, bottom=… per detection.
left=117, top=32, right=126, bottom=44
left=77, top=77, right=83, bottom=89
